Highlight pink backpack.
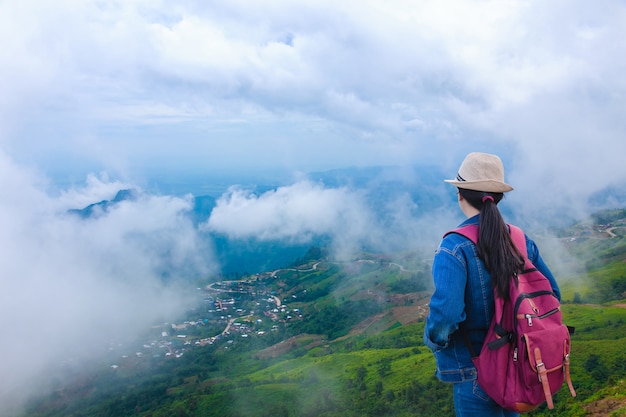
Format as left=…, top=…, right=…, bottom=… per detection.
left=448, top=224, right=576, bottom=412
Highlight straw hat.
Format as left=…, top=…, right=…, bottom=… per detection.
left=445, top=152, right=514, bottom=193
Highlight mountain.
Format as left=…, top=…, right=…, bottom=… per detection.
left=68, top=188, right=139, bottom=218
left=66, top=165, right=626, bottom=278
left=66, top=165, right=456, bottom=276
left=20, top=209, right=626, bottom=417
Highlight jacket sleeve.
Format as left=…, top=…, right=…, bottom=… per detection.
left=423, top=240, right=468, bottom=351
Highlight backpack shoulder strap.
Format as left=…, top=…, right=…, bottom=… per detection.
left=508, top=224, right=528, bottom=259
left=444, top=224, right=479, bottom=243
left=446, top=223, right=529, bottom=259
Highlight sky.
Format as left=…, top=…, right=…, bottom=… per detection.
left=1, top=0, right=626, bottom=413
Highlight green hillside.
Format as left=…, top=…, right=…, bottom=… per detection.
left=21, top=212, right=626, bottom=417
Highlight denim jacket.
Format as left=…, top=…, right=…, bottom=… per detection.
left=423, top=215, right=561, bottom=383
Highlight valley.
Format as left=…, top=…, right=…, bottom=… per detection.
left=107, top=257, right=429, bottom=374
left=20, top=209, right=626, bottom=417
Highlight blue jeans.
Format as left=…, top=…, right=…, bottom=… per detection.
left=453, top=380, right=519, bottom=417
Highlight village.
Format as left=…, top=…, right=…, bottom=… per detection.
left=108, top=270, right=307, bottom=371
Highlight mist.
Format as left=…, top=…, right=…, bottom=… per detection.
left=0, top=147, right=613, bottom=415
left=0, top=152, right=464, bottom=414
left=203, top=177, right=461, bottom=258
left=0, top=153, right=216, bottom=415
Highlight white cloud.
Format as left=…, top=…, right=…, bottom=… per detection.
left=1, top=0, right=625, bottom=192
left=203, top=179, right=457, bottom=260
left=0, top=151, right=215, bottom=414
left=204, top=181, right=375, bottom=248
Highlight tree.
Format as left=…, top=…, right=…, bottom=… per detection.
left=374, top=380, right=383, bottom=396
left=356, top=365, right=367, bottom=385
left=585, top=354, right=609, bottom=382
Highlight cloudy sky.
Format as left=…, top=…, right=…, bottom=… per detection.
left=1, top=0, right=626, bottom=413
left=2, top=0, right=625, bottom=190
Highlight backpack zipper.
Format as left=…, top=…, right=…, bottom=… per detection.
left=513, top=291, right=559, bottom=325
left=519, top=307, right=560, bottom=326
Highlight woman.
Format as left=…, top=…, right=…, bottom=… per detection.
left=423, top=152, right=560, bottom=417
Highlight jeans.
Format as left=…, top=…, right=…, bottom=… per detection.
left=453, top=380, right=519, bottom=417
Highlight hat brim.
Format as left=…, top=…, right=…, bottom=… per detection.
left=444, top=179, right=514, bottom=193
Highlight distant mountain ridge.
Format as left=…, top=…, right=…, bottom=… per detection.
left=68, top=189, right=138, bottom=218
left=66, top=166, right=455, bottom=276
left=66, top=165, right=626, bottom=275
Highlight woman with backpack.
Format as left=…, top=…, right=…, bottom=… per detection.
left=423, top=152, right=562, bottom=417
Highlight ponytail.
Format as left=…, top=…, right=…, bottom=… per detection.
left=458, top=188, right=525, bottom=299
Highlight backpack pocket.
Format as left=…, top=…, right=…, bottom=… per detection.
left=519, top=325, right=571, bottom=408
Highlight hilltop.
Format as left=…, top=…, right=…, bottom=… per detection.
left=20, top=209, right=626, bottom=417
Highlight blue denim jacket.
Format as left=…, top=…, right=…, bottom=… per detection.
left=423, top=215, right=561, bottom=383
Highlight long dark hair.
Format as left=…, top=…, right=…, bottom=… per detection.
left=458, top=188, right=525, bottom=299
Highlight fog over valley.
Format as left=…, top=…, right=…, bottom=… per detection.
left=1, top=156, right=623, bottom=414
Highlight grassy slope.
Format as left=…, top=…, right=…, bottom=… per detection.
left=122, top=294, right=625, bottom=416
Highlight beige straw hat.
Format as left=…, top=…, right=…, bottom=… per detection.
left=445, top=152, right=514, bottom=193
